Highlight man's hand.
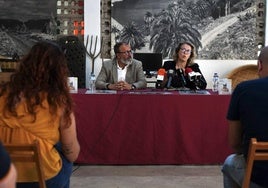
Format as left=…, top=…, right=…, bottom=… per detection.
left=109, top=81, right=131, bottom=90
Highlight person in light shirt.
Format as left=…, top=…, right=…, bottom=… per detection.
left=96, top=42, right=147, bottom=90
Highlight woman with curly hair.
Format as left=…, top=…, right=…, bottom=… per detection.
left=0, top=41, right=80, bottom=188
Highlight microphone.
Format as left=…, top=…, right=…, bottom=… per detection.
left=156, top=68, right=166, bottom=88
left=178, top=68, right=186, bottom=86
left=167, top=69, right=174, bottom=88
left=156, top=68, right=166, bottom=82
left=185, top=68, right=201, bottom=81
left=185, top=68, right=193, bottom=78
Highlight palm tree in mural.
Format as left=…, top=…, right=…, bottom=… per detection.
left=143, top=11, right=154, bottom=36
left=111, top=25, right=120, bottom=42
left=191, top=0, right=218, bottom=21
left=150, top=2, right=202, bottom=58
left=119, top=21, right=146, bottom=51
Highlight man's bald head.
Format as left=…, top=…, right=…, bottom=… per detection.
left=258, top=46, right=268, bottom=78
left=259, top=46, right=268, bottom=64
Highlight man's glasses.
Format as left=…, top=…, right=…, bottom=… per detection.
left=180, top=48, right=192, bottom=54
left=117, top=50, right=133, bottom=55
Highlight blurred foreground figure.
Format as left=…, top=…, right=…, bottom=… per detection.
left=0, top=41, right=80, bottom=188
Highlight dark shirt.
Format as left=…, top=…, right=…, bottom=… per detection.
left=0, top=142, right=11, bottom=179
left=162, top=61, right=207, bottom=90
left=227, top=77, right=268, bottom=187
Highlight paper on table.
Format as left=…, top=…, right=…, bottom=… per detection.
left=68, top=77, right=78, bottom=93
left=179, top=90, right=211, bottom=95
left=218, top=78, right=232, bottom=95
left=85, top=90, right=117, bottom=94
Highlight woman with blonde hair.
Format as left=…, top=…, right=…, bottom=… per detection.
left=159, top=41, right=207, bottom=90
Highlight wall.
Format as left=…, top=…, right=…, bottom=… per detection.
left=196, top=60, right=257, bottom=89
left=84, top=0, right=101, bottom=84
left=84, top=0, right=257, bottom=89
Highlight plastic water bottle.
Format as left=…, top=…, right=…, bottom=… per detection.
left=212, top=73, right=219, bottom=92
left=89, top=74, right=96, bottom=93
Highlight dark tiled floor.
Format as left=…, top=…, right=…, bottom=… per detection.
left=70, top=165, right=223, bottom=188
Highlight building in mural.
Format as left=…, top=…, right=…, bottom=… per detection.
left=0, top=0, right=84, bottom=58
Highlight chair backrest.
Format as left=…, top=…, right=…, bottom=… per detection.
left=227, top=64, right=258, bottom=90
left=4, top=140, right=46, bottom=188
left=242, top=138, right=268, bottom=188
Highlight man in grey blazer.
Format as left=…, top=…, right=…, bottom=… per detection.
left=96, top=42, right=147, bottom=90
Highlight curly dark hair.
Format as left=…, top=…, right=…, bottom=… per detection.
left=173, top=41, right=196, bottom=66
left=0, top=40, right=73, bottom=128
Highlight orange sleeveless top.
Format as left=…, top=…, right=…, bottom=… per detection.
left=0, top=93, right=62, bottom=182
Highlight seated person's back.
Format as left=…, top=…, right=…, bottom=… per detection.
left=0, top=41, right=80, bottom=188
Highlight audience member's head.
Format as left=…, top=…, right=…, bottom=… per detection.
left=258, top=46, right=268, bottom=78
left=1, top=40, right=73, bottom=127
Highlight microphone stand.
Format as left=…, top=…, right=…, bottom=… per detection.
left=192, top=76, right=202, bottom=93
left=166, top=69, right=175, bottom=89
left=178, top=69, right=188, bottom=91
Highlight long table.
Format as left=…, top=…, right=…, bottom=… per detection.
left=72, top=89, right=232, bottom=165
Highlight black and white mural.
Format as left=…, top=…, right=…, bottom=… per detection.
left=0, top=0, right=57, bottom=57
left=111, top=0, right=257, bottom=60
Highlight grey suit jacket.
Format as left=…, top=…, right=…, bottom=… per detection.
left=95, top=58, right=147, bottom=89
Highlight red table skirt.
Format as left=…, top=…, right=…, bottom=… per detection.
left=72, top=90, right=232, bottom=165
